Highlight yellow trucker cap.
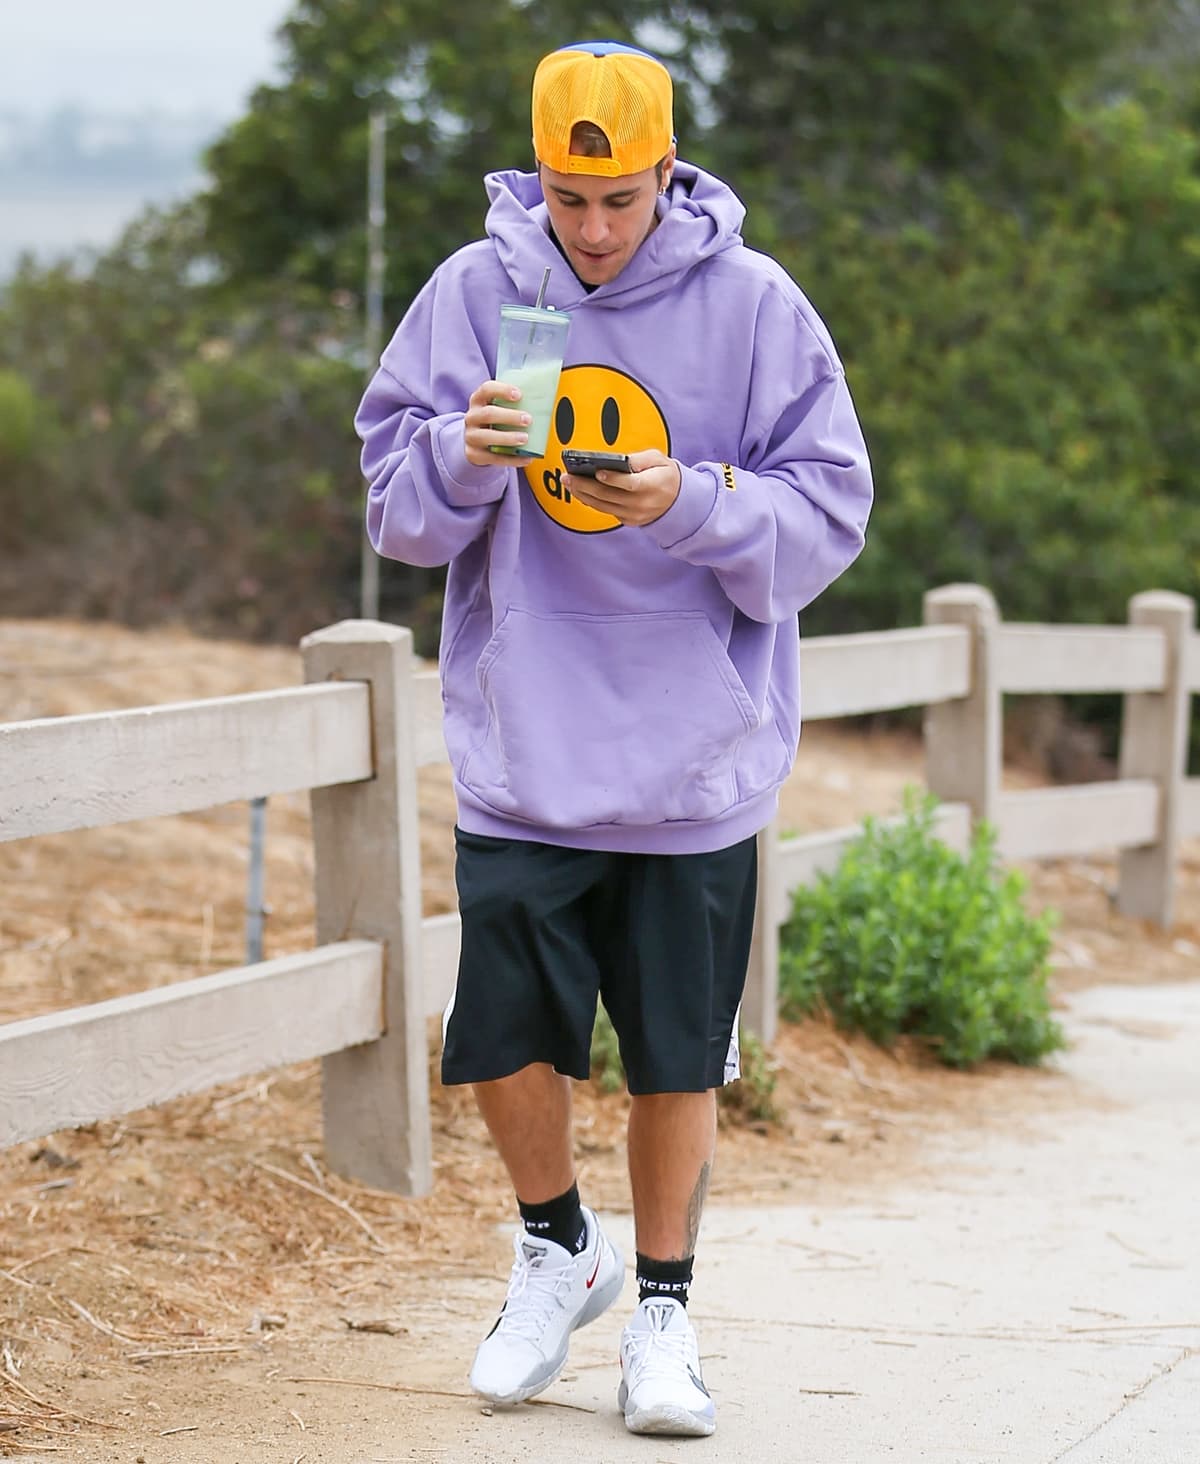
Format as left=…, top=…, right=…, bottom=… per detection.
left=532, top=41, right=674, bottom=178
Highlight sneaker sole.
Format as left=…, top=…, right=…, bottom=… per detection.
left=471, top=1352, right=567, bottom=1407
left=624, top=1402, right=717, bottom=1437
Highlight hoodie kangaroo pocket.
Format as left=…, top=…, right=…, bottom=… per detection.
left=461, top=608, right=759, bottom=829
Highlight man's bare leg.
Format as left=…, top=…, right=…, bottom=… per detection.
left=619, top=1089, right=719, bottom=1436
left=469, top=1063, right=625, bottom=1407
left=472, top=1062, right=575, bottom=1202
left=627, top=1090, right=717, bottom=1258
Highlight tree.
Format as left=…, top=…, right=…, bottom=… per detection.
left=790, top=99, right=1200, bottom=638
left=0, top=204, right=365, bottom=639
left=658, top=0, right=1176, bottom=227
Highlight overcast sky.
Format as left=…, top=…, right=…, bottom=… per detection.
left=2, top=0, right=294, bottom=115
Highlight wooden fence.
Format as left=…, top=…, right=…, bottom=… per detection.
left=1, top=586, right=1197, bottom=1196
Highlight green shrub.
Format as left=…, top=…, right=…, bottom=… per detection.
left=0, top=369, right=38, bottom=462
left=590, top=1002, right=626, bottom=1095
left=779, top=790, right=1064, bottom=1068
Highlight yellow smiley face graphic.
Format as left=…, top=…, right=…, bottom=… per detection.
left=522, top=365, right=671, bottom=533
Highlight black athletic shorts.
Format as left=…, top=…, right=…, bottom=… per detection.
left=442, top=828, right=758, bottom=1096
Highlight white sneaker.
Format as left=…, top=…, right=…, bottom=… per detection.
left=469, top=1207, right=624, bottom=1405
left=618, top=1297, right=716, bottom=1437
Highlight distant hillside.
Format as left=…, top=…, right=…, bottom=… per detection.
left=0, top=105, right=219, bottom=182
left=0, top=106, right=216, bottom=274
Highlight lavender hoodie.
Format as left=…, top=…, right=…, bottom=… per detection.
left=356, top=161, right=872, bottom=853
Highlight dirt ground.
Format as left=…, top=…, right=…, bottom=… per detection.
left=2, top=618, right=1199, bottom=1458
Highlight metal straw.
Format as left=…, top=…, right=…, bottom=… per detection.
left=522, top=267, right=553, bottom=365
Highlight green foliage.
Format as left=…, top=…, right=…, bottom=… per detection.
left=0, top=370, right=38, bottom=463
left=590, top=1002, right=625, bottom=1095
left=0, top=367, right=63, bottom=555
left=662, top=0, right=1168, bottom=228
left=779, top=792, right=1064, bottom=1069
left=794, top=98, right=1200, bottom=638
left=0, top=204, right=368, bottom=637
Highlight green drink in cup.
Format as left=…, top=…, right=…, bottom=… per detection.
left=491, top=301, right=571, bottom=458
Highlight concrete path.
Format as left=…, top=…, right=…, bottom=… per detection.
left=111, top=980, right=1199, bottom=1463
left=421, top=981, right=1199, bottom=1464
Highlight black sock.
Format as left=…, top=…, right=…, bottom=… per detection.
left=518, top=1182, right=587, bottom=1254
left=637, top=1252, right=694, bottom=1308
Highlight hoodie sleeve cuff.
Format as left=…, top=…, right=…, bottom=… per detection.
left=432, top=415, right=510, bottom=506
left=641, top=463, right=718, bottom=549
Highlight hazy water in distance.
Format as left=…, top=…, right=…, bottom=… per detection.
left=0, top=180, right=200, bottom=277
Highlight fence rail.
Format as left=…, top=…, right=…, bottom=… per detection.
left=995, top=781, right=1161, bottom=861
left=0, top=682, right=372, bottom=842
left=994, top=624, right=1169, bottom=694
left=2, top=587, right=1198, bottom=1194
left=0, top=942, right=382, bottom=1148
left=796, top=624, right=971, bottom=718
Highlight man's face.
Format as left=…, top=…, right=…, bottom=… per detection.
left=539, top=151, right=674, bottom=287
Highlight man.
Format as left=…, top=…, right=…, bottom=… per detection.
left=356, top=39, right=872, bottom=1438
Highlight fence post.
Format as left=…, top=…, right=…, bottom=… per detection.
left=1116, top=591, right=1195, bottom=927
left=922, top=584, right=1000, bottom=826
left=300, top=620, right=432, bottom=1197
left=742, top=819, right=780, bottom=1045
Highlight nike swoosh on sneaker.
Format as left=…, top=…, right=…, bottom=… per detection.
left=687, top=1364, right=711, bottom=1397
left=585, top=1251, right=603, bottom=1289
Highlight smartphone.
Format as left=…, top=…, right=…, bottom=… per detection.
left=561, top=449, right=633, bottom=477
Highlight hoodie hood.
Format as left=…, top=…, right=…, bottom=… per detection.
left=483, top=158, right=746, bottom=311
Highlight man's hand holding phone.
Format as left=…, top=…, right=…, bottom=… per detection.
left=562, top=449, right=682, bottom=527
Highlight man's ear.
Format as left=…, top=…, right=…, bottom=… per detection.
left=661, top=143, right=677, bottom=191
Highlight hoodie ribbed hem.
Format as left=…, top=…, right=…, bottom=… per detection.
left=453, top=783, right=778, bottom=854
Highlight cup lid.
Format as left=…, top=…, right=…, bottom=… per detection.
left=500, top=304, right=571, bottom=324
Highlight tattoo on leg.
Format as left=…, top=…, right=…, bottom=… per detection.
left=685, top=1160, right=711, bottom=1256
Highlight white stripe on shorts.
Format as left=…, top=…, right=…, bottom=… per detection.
left=442, top=984, right=457, bottom=1046
left=723, top=1001, right=742, bottom=1085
